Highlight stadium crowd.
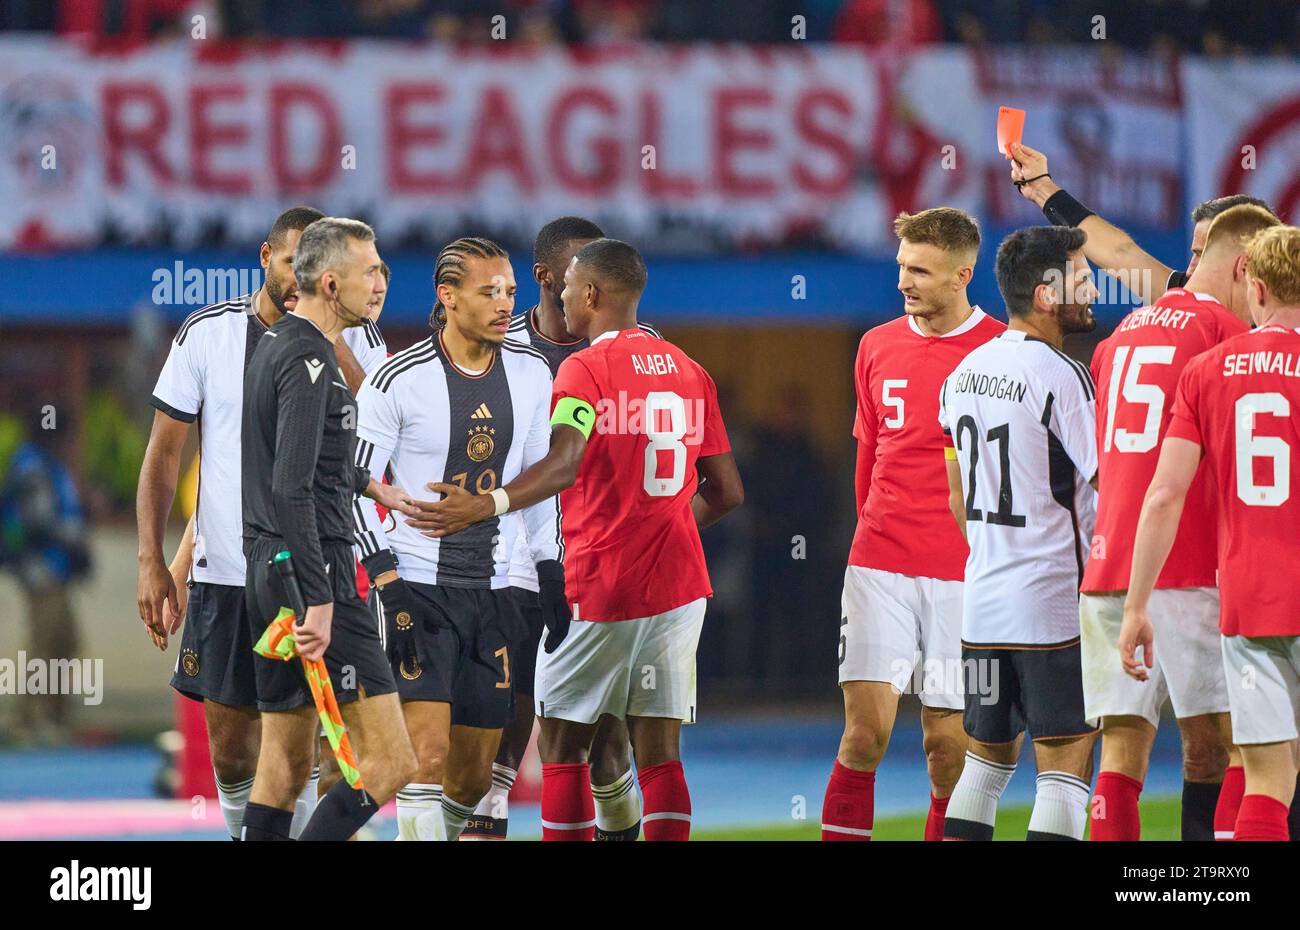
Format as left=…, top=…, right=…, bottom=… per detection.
left=1, top=0, right=1298, bottom=55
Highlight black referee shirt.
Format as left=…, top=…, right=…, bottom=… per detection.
left=242, top=312, right=370, bottom=606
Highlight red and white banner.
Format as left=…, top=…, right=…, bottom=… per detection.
left=0, top=40, right=1202, bottom=252
left=1184, top=58, right=1300, bottom=225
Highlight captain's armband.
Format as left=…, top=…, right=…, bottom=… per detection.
left=551, top=396, right=596, bottom=439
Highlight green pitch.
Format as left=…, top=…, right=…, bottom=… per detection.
left=694, top=795, right=1183, bottom=841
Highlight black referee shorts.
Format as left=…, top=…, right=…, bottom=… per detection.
left=961, top=640, right=1097, bottom=744
left=384, top=582, right=520, bottom=729
left=244, top=537, right=396, bottom=714
left=170, top=581, right=259, bottom=708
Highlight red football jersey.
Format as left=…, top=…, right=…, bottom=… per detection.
left=1166, top=325, right=1300, bottom=637
left=849, top=307, right=1005, bottom=581
left=1083, top=289, right=1249, bottom=592
left=551, top=328, right=730, bottom=622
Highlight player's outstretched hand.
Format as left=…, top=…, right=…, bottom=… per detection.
left=369, top=481, right=421, bottom=518
left=536, top=559, right=570, bottom=653
left=296, top=602, right=334, bottom=662
left=137, top=555, right=179, bottom=651
left=1119, top=601, right=1154, bottom=682
left=404, top=482, right=495, bottom=538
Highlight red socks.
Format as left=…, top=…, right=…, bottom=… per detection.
left=638, top=760, right=691, bottom=841
left=541, top=763, right=595, bottom=841
left=1235, top=794, right=1290, bottom=841
left=924, top=793, right=950, bottom=842
left=1090, top=771, right=1143, bottom=841
left=821, top=760, right=875, bottom=841
left=1215, top=765, right=1245, bottom=841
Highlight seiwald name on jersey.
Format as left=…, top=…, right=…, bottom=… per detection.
left=552, top=328, right=729, bottom=622
left=149, top=293, right=386, bottom=586
left=353, top=330, right=559, bottom=588
left=939, top=330, right=1098, bottom=646
left=1084, top=289, right=1248, bottom=593
left=502, top=307, right=659, bottom=593
left=850, top=306, right=1005, bottom=582
left=1167, top=325, right=1300, bottom=638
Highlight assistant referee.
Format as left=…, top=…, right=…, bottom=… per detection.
left=239, top=216, right=417, bottom=841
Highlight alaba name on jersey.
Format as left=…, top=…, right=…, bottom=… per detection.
left=1084, top=289, right=1249, bottom=593
left=850, top=306, right=1005, bottom=581
left=1167, top=325, right=1300, bottom=637
left=939, top=330, right=1098, bottom=646
left=552, top=327, right=729, bottom=622
left=502, top=307, right=659, bottom=592
left=149, top=294, right=386, bottom=586
left=353, top=331, right=560, bottom=588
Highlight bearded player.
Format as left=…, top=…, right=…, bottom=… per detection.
left=408, top=238, right=744, bottom=840
left=1082, top=205, right=1280, bottom=841
left=1123, top=224, right=1300, bottom=841
left=821, top=209, right=1005, bottom=842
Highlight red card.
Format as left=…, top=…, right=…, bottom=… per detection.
left=997, top=106, right=1025, bottom=156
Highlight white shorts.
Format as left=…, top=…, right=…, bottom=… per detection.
left=535, top=598, right=705, bottom=725
left=1080, top=588, right=1229, bottom=727
left=838, top=565, right=964, bottom=710
left=1221, top=633, right=1300, bottom=745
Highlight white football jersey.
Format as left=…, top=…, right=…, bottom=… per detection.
left=938, top=330, right=1098, bottom=646
left=150, top=292, right=386, bottom=586
left=353, top=333, right=560, bottom=588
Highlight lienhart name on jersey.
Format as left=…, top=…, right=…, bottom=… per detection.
left=1117, top=305, right=1197, bottom=333
left=631, top=353, right=680, bottom=376
left=1222, top=350, right=1300, bottom=379
left=951, top=369, right=1028, bottom=404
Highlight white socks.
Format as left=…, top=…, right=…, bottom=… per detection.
left=1027, top=772, right=1090, bottom=840
left=592, top=768, right=641, bottom=834
left=944, top=752, right=1016, bottom=840
left=396, top=783, right=448, bottom=841
left=462, top=764, right=517, bottom=840
left=215, top=771, right=254, bottom=840
left=287, top=766, right=320, bottom=839
left=441, top=793, right=476, bottom=841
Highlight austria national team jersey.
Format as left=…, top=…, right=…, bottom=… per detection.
left=1166, top=325, right=1300, bottom=637
left=850, top=306, right=1005, bottom=581
left=149, top=293, right=386, bottom=586
left=551, top=328, right=729, bottom=622
left=353, top=333, right=559, bottom=587
left=502, top=307, right=659, bottom=593
left=1083, top=289, right=1248, bottom=592
left=939, top=330, right=1099, bottom=646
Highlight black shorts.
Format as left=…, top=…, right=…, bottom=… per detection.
left=508, top=585, right=544, bottom=698
left=170, top=581, right=259, bottom=708
left=961, top=640, right=1097, bottom=743
left=385, top=582, right=519, bottom=729
left=244, top=537, right=396, bottom=713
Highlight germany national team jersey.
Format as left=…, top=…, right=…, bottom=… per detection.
left=939, top=330, right=1098, bottom=646
left=502, top=306, right=659, bottom=592
left=849, top=306, right=1005, bottom=581
left=353, top=330, right=559, bottom=588
left=151, top=293, right=387, bottom=587
left=1083, top=289, right=1248, bottom=593
left=551, top=327, right=729, bottom=622
left=1167, top=325, right=1300, bottom=637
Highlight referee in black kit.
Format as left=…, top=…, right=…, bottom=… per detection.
left=240, top=217, right=419, bottom=840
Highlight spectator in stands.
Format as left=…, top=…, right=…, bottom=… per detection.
left=0, top=410, right=90, bottom=744
left=833, top=0, right=940, bottom=47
